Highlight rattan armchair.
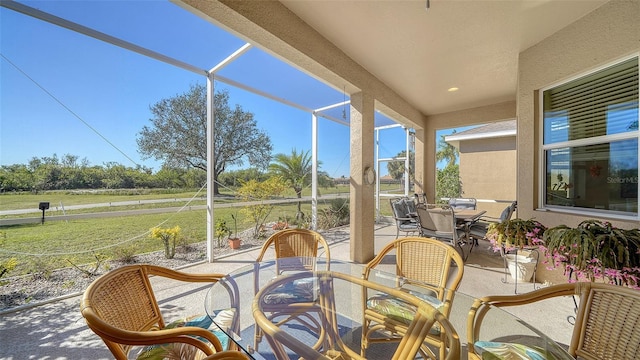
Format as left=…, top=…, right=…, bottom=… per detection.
left=80, top=264, right=239, bottom=360
left=361, top=236, right=465, bottom=359
left=468, top=282, right=640, bottom=360
left=253, top=228, right=331, bottom=352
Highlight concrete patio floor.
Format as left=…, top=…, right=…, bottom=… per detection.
left=0, top=223, right=576, bottom=359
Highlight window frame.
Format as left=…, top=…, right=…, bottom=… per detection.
left=538, top=54, right=640, bottom=221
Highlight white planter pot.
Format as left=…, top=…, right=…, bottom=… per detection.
left=505, top=254, right=536, bottom=282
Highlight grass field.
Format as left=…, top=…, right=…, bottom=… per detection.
left=0, top=201, right=337, bottom=276
left=0, top=185, right=401, bottom=277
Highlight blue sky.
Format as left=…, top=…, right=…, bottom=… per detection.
left=1, top=1, right=459, bottom=178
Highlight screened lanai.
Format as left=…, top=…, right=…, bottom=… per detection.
left=1, top=0, right=416, bottom=262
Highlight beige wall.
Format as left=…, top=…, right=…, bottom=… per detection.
left=517, top=0, right=640, bottom=230
left=423, top=101, right=517, bottom=203
left=459, top=136, right=516, bottom=218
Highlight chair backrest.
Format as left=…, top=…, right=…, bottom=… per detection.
left=414, top=192, right=427, bottom=205
left=468, top=282, right=640, bottom=360
left=418, top=204, right=458, bottom=233
left=366, top=237, right=465, bottom=316
left=499, top=201, right=517, bottom=222
left=81, top=265, right=165, bottom=358
left=571, top=282, right=640, bottom=359
left=404, top=197, right=417, bottom=214
left=256, top=228, right=330, bottom=272
left=390, top=197, right=410, bottom=220
left=448, top=197, right=477, bottom=210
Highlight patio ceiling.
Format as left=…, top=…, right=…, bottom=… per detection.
left=276, top=0, right=609, bottom=116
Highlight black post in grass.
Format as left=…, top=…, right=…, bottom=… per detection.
left=39, top=202, right=49, bottom=224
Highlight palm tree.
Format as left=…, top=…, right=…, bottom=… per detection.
left=387, top=150, right=415, bottom=181
left=269, top=149, right=317, bottom=219
left=436, top=131, right=459, bottom=168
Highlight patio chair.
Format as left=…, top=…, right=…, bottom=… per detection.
left=414, top=192, right=428, bottom=205
left=468, top=282, right=640, bottom=360
left=390, top=197, right=420, bottom=238
left=448, top=197, right=477, bottom=210
left=253, top=228, right=331, bottom=352
left=416, top=204, right=469, bottom=256
left=361, top=236, right=465, bottom=360
left=80, top=264, right=239, bottom=360
left=468, top=201, right=517, bottom=242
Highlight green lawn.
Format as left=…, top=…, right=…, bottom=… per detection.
left=0, top=184, right=402, bottom=278
left=0, top=200, right=340, bottom=277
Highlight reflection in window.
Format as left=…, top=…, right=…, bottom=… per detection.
left=546, top=140, right=638, bottom=214
left=542, top=57, right=638, bottom=217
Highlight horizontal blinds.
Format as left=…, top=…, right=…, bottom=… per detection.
left=544, top=57, right=639, bottom=144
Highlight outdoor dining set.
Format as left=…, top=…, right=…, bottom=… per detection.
left=79, top=207, right=640, bottom=359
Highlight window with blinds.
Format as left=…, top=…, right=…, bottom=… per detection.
left=542, top=56, right=639, bottom=217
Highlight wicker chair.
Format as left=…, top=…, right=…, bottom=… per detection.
left=468, top=282, right=640, bottom=360
left=253, top=270, right=461, bottom=360
left=80, top=264, right=239, bottom=359
left=253, top=228, right=331, bottom=352
left=361, top=236, right=465, bottom=359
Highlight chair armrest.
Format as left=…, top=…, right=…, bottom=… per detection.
left=82, top=308, right=223, bottom=353
left=467, top=283, right=579, bottom=358
left=144, top=264, right=225, bottom=283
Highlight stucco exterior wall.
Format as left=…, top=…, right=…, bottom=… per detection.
left=517, top=0, right=640, bottom=229
left=459, top=137, right=516, bottom=218
left=423, top=101, right=517, bottom=203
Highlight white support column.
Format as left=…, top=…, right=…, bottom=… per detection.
left=206, top=74, right=215, bottom=262
left=404, top=127, right=411, bottom=197
left=311, top=113, right=318, bottom=230
left=375, top=127, right=381, bottom=220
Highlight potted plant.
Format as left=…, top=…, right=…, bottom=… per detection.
left=228, top=213, right=241, bottom=249
left=486, top=218, right=546, bottom=252
left=486, top=218, right=546, bottom=282
left=542, top=220, right=640, bottom=286
left=272, top=219, right=289, bottom=230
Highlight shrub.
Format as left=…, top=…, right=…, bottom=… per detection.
left=317, top=199, right=349, bottom=229
left=150, top=225, right=181, bottom=259
left=113, top=244, right=138, bottom=263
left=215, top=219, right=231, bottom=247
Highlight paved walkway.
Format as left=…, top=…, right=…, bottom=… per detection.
left=0, top=223, right=576, bottom=359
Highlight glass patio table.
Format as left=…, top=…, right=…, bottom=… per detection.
left=204, top=258, right=572, bottom=360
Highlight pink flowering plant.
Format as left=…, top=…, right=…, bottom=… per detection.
left=486, top=218, right=546, bottom=252
left=542, top=220, right=640, bottom=287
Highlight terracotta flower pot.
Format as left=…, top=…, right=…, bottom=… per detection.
left=228, top=238, right=241, bottom=249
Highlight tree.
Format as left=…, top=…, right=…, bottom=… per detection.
left=435, top=132, right=461, bottom=201
left=137, top=84, right=272, bottom=194
left=237, top=177, right=286, bottom=237
left=387, top=150, right=415, bottom=181
left=436, top=131, right=459, bottom=168
left=436, top=164, right=461, bottom=201
left=268, top=149, right=315, bottom=219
